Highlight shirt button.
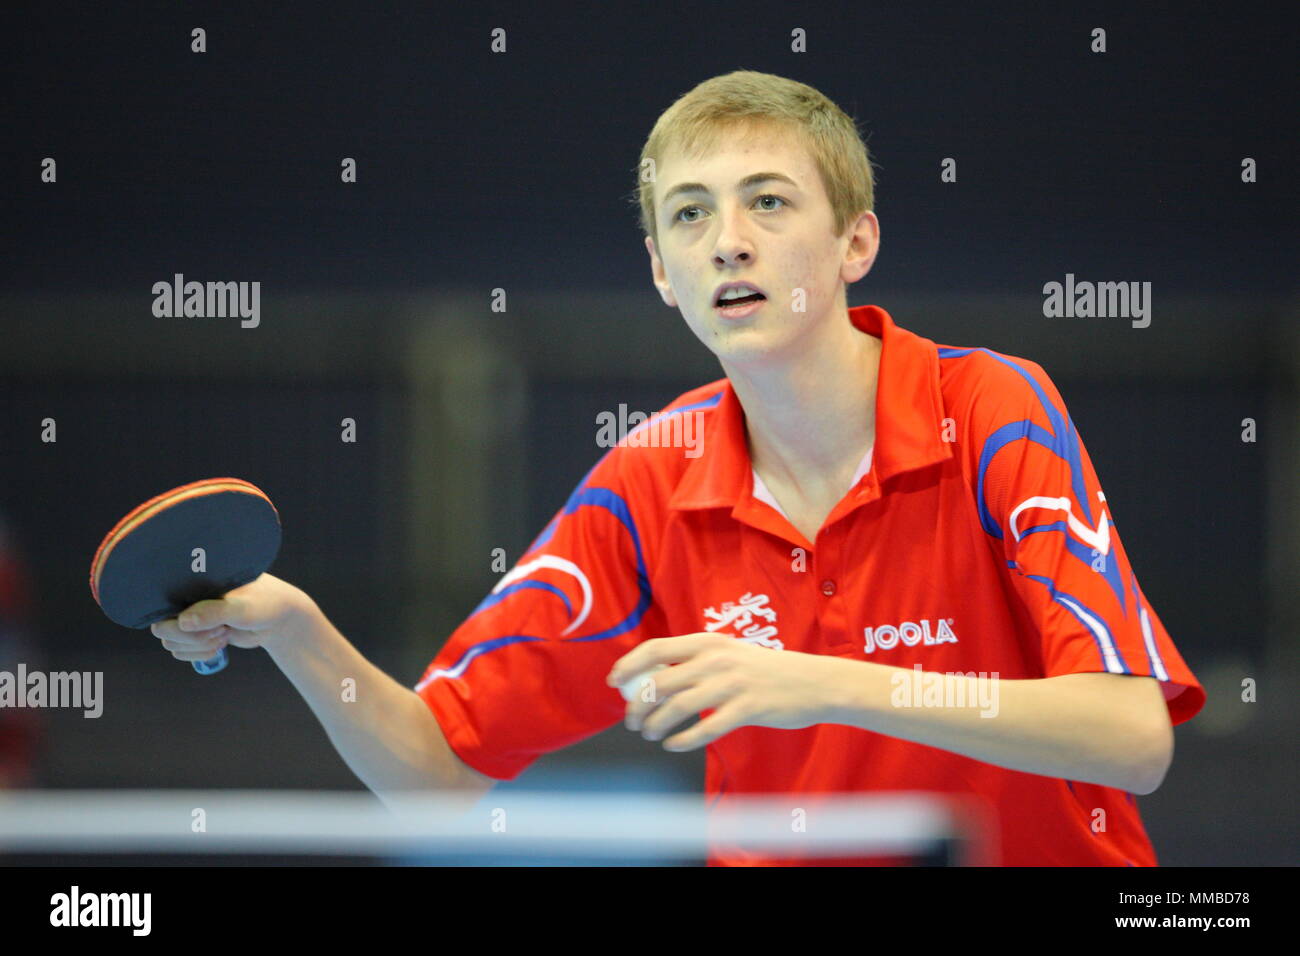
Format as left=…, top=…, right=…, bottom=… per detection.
left=820, top=579, right=836, bottom=596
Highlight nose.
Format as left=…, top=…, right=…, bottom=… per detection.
left=711, top=204, right=754, bottom=267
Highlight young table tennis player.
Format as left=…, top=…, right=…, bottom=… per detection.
left=152, top=70, right=1205, bottom=865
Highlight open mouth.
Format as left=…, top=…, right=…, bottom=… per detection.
left=715, top=292, right=766, bottom=307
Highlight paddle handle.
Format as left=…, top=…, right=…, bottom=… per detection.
left=192, top=647, right=228, bottom=675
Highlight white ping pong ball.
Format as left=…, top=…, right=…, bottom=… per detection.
left=619, top=664, right=667, bottom=702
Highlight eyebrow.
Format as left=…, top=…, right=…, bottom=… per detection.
left=659, top=172, right=800, bottom=209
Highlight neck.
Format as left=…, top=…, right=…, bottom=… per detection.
left=722, top=304, right=881, bottom=490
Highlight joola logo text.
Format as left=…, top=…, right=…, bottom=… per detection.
left=863, top=618, right=957, bottom=654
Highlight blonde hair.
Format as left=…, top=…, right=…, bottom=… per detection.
left=633, top=70, right=876, bottom=245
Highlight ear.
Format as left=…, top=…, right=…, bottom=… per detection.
left=840, top=211, right=881, bottom=285
left=645, top=235, right=678, bottom=308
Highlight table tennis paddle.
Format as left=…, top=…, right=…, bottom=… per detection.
left=89, top=477, right=282, bottom=675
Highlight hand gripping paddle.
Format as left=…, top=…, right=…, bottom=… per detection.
left=89, top=478, right=282, bottom=675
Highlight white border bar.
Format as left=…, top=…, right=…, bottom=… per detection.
left=0, top=790, right=966, bottom=859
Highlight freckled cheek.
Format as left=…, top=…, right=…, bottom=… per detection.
left=782, top=249, right=828, bottom=304
left=664, top=262, right=698, bottom=300
left=795, top=247, right=837, bottom=303
left=669, top=269, right=715, bottom=332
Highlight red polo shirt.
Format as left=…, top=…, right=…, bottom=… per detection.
left=415, top=304, right=1205, bottom=866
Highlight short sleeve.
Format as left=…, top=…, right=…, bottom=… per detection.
left=413, top=449, right=666, bottom=780
left=967, top=354, right=1205, bottom=726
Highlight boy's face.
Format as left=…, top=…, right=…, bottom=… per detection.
left=645, top=121, right=879, bottom=366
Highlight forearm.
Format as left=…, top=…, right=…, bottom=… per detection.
left=265, top=604, right=488, bottom=804
left=824, top=661, right=1171, bottom=793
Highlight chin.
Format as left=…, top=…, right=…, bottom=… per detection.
left=707, top=329, right=796, bottom=367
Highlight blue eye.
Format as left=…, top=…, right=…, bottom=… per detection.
left=672, top=194, right=787, bottom=224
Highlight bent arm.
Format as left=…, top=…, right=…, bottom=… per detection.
left=825, top=663, right=1174, bottom=794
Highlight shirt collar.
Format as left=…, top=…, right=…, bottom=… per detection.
left=668, top=304, right=953, bottom=513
